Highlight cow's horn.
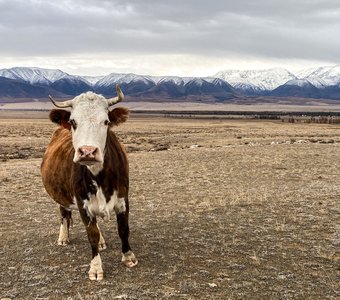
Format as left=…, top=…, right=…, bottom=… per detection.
left=49, top=96, right=73, bottom=108
left=107, top=85, right=124, bottom=106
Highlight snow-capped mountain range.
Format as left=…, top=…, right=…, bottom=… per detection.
left=0, top=65, right=340, bottom=101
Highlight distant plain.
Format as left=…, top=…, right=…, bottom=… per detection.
left=3, top=96, right=340, bottom=112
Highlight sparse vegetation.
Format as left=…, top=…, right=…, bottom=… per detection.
left=0, top=114, right=339, bottom=299
left=283, top=116, right=340, bottom=124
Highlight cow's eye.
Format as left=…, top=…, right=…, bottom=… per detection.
left=104, top=120, right=110, bottom=126
left=69, top=119, right=77, bottom=130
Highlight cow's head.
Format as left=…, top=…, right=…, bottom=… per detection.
left=49, top=86, right=128, bottom=167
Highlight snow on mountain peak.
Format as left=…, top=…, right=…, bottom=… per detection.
left=308, top=65, right=340, bottom=85
left=186, top=77, right=206, bottom=86
left=156, top=76, right=185, bottom=85
left=0, top=66, right=71, bottom=85
left=285, top=79, right=313, bottom=88
left=82, top=75, right=104, bottom=85
left=296, top=65, right=340, bottom=85
left=215, top=67, right=297, bottom=91
left=96, top=73, right=155, bottom=86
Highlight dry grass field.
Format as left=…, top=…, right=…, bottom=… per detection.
left=0, top=111, right=339, bottom=299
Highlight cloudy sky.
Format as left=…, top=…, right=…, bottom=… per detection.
left=0, top=0, right=339, bottom=76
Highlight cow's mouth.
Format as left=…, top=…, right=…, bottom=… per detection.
left=77, top=157, right=100, bottom=165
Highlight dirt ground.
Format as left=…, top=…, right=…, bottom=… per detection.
left=0, top=112, right=339, bottom=299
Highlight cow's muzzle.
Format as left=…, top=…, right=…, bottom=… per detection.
left=76, top=146, right=101, bottom=165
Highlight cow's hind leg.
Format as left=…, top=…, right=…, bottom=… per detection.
left=58, top=206, right=72, bottom=245
left=116, top=196, right=138, bottom=268
left=78, top=207, right=103, bottom=281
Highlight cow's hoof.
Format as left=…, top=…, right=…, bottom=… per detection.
left=89, top=271, right=104, bottom=281
left=57, top=238, right=69, bottom=246
left=58, top=222, right=70, bottom=245
left=122, top=251, right=138, bottom=268
left=98, top=242, right=107, bottom=252
left=89, top=254, right=104, bottom=281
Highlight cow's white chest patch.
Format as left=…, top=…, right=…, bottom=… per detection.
left=83, top=186, right=126, bottom=220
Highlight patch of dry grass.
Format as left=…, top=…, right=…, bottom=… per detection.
left=0, top=116, right=339, bottom=299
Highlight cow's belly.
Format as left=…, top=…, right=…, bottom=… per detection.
left=42, top=176, right=75, bottom=209
left=41, top=158, right=74, bottom=208
left=41, top=135, right=75, bottom=209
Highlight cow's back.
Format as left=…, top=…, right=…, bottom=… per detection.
left=41, top=128, right=75, bottom=208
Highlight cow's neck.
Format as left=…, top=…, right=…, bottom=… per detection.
left=87, top=163, right=104, bottom=176
left=72, top=131, right=123, bottom=204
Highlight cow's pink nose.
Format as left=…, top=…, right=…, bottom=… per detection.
left=78, top=146, right=98, bottom=158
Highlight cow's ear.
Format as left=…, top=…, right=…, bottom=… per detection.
left=49, top=109, right=71, bottom=130
left=108, top=107, right=129, bottom=126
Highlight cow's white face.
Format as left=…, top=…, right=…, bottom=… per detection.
left=69, top=92, right=110, bottom=166
left=49, top=87, right=127, bottom=175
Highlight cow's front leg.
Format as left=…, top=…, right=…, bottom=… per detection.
left=79, top=208, right=103, bottom=281
left=116, top=196, right=138, bottom=268
left=87, top=219, right=104, bottom=280
left=58, top=206, right=72, bottom=245
left=97, top=224, right=107, bottom=251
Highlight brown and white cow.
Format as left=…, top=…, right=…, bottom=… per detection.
left=41, top=86, right=137, bottom=281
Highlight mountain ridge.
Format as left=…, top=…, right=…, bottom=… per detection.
left=0, top=65, right=339, bottom=102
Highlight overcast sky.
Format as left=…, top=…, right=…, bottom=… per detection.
left=0, top=0, right=339, bottom=76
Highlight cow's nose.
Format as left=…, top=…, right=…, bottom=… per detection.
left=78, top=146, right=98, bottom=158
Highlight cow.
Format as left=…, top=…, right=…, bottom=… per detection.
left=41, top=86, right=137, bottom=281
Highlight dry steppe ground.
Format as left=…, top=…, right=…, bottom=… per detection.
left=0, top=111, right=339, bottom=299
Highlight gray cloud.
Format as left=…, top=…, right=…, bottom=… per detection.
left=0, top=0, right=339, bottom=74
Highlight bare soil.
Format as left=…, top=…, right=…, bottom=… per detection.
left=0, top=114, right=339, bottom=299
